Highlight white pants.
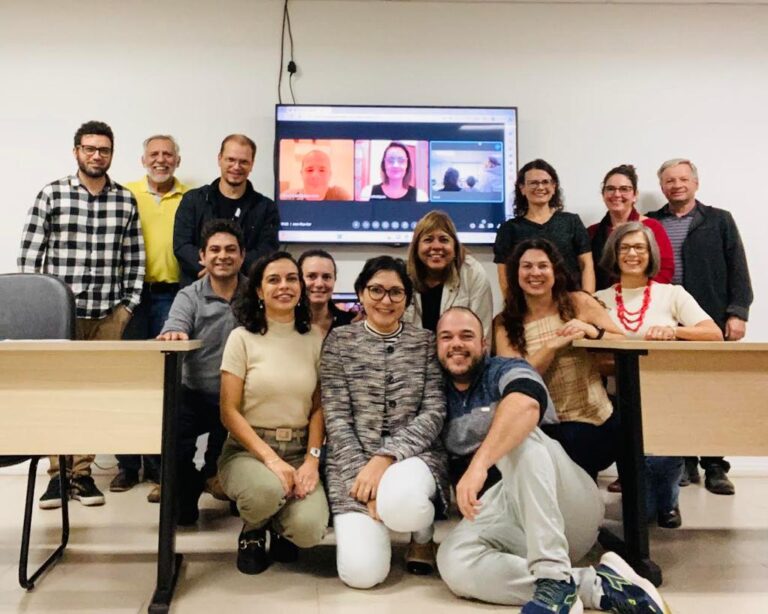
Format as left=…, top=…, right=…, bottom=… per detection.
left=334, top=457, right=437, bottom=589
left=437, top=428, right=605, bottom=606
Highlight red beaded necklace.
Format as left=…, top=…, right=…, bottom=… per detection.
left=615, top=280, right=652, bottom=332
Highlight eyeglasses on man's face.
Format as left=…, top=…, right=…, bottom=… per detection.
left=366, top=284, right=406, bottom=302
left=78, top=145, right=113, bottom=157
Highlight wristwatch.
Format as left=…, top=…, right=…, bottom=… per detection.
left=308, top=447, right=322, bottom=459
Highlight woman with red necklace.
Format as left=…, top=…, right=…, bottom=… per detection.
left=596, top=221, right=722, bottom=528
left=494, top=238, right=624, bottom=481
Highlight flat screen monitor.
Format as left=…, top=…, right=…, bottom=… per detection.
left=275, top=104, right=518, bottom=244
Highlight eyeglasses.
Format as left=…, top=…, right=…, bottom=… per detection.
left=78, top=145, right=113, bottom=157
left=619, top=244, right=648, bottom=254
left=366, top=285, right=406, bottom=303
left=384, top=156, right=408, bottom=166
left=604, top=186, right=634, bottom=195
left=525, top=179, right=553, bottom=188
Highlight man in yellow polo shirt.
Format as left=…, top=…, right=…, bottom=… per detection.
left=115, top=134, right=189, bottom=500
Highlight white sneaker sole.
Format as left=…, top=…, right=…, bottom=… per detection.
left=599, top=552, right=671, bottom=613
left=71, top=494, right=105, bottom=506
left=38, top=498, right=63, bottom=510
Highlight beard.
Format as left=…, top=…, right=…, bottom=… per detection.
left=77, top=158, right=108, bottom=179
left=443, top=351, right=485, bottom=383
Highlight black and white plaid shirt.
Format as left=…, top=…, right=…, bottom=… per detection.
left=18, top=174, right=145, bottom=319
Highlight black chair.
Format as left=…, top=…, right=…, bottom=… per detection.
left=0, top=273, right=76, bottom=589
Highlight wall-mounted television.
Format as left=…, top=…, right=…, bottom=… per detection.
left=275, top=104, right=518, bottom=245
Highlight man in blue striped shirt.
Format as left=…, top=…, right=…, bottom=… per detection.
left=435, top=307, right=668, bottom=614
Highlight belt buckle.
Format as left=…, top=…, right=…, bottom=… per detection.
left=275, top=428, right=292, bottom=442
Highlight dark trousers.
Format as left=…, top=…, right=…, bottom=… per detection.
left=117, top=285, right=177, bottom=477
left=689, top=456, right=730, bottom=472
left=541, top=411, right=619, bottom=481
left=177, top=386, right=228, bottom=510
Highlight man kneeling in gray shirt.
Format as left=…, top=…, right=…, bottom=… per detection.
left=435, top=307, right=669, bottom=614
left=158, top=219, right=246, bottom=525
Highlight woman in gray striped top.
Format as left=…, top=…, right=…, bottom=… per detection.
left=321, top=255, right=449, bottom=589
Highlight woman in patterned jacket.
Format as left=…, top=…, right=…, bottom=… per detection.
left=321, top=255, right=449, bottom=589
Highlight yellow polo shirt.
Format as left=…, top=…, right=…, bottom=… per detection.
left=125, top=177, right=189, bottom=283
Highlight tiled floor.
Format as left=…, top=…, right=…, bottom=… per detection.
left=1, top=470, right=767, bottom=613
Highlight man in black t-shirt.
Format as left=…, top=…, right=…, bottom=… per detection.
left=173, top=134, right=279, bottom=286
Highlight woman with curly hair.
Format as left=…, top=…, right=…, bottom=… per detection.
left=494, top=238, right=622, bottom=479
left=218, top=251, right=329, bottom=575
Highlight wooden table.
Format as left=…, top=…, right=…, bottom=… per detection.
left=574, top=339, right=768, bottom=586
left=0, top=340, right=201, bottom=613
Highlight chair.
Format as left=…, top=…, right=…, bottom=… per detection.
left=0, top=273, right=76, bottom=589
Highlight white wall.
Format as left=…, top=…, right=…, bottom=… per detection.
left=2, top=0, right=766, bottom=337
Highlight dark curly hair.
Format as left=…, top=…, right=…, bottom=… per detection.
left=234, top=251, right=311, bottom=335
left=513, top=158, right=564, bottom=218
left=354, top=255, right=413, bottom=308
left=74, top=120, right=114, bottom=148
left=500, top=238, right=576, bottom=355
left=601, top=163, right=638, bottom=193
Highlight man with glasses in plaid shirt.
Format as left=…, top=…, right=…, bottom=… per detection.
left=18, top=120, right=145, bottom=510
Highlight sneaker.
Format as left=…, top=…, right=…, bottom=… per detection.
left=237, top=528, right=270, bottom=575
left=704, top=465, right=735, bottom=495
left=268, top=529, right=299, bottom=563
left=521, top=577, right=583, bottom=614
left=657, top=506, right=682, bottom=529
left=109, top=469, right=139, bottom=492
left=39, top=475, right=67, bottom=510
left=597, top=552, right=669, bottom=613
left=70, top=476, right=105, bottom=506
left=147, top=484, right=161, bottom=504
left=405, top=538, right=437, bottom=575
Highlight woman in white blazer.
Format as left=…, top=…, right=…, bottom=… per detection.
left=405, top=210, right=493, bottom=343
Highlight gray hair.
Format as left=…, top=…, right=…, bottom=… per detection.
left=143, top=134, right=180, bottom=155
left=657, top=158, right=698, bottom=181
left=600, top=221, right=661, bottom=279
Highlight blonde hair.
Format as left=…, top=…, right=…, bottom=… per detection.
left=407, top=210, right=465, bottom=292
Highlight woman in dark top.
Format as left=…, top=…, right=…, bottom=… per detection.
left=298, top=249, right=355, bottom=337
left=360, top=142, right=426, bottom=201
left=493, top=159, right=595, bottom=294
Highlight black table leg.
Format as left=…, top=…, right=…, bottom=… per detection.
left=599, top=349, right=662, bottom=587
left=149, top=352, right=184, bottom=613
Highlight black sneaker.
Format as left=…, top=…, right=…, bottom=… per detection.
left=237, top=528, right=270, bottom=575
left=109, top=469, right=139, bottom=492
left=70, top=476, right=105, bottom=506
left=269, top=529, right=299, bottom=563
left=39, top=475, right=67, bottom=510
left=521, top=577, right=581, bottom=613
left=597, top=552, right=669, bottom=613
left=705, top=465, right=735, bottom=495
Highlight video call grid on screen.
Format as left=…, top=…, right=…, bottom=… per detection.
left=275, top=105, right=518, bottom=245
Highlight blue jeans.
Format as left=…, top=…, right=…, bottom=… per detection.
left=645, top=456, right=683, bottom=517
left=118, top=286, right=177, bottom=476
